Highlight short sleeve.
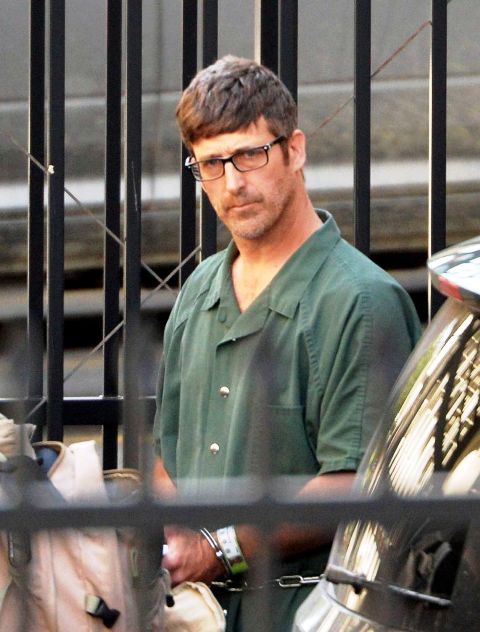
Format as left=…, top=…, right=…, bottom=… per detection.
left=308, top=276, right=421, bottom=475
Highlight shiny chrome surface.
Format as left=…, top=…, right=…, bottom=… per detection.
left=428, top=236, right=480, bottom=311
left=294, top=238, right=480, bottom=631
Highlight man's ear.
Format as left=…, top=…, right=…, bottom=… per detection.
left=288, top=129, right=307, bottom=172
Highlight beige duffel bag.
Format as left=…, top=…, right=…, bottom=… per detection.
left=0, top=438, right=165, bottom=631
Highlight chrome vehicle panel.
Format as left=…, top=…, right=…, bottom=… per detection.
left=294, top=237, right=480, bottom=631
left=294, top=579, right=402, bottom=632
left=428, top=236, right=480, bottom=311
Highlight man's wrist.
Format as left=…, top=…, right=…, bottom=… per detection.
left=198, top=527, right=231, bottom=577
left=215, top=526, right=249, bottom=575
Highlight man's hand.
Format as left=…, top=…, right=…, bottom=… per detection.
left=0, top=416, right=36, bottom=459
left=163, top=526, right=226, bottom=586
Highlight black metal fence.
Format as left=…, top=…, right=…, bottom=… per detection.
left=0, top=0, right=451, bottom=467
left=0, top=1, right=477, bottom=629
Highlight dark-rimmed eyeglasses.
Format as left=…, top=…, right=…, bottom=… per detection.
left=185, top=135, right=286, bottom=182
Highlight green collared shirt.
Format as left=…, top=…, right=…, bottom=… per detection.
left=154, top=211, right=421, bottom=491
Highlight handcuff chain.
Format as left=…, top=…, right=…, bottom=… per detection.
left=276, top=574, right=322, bottom=588
left=211, top=573, right=323, bottom=592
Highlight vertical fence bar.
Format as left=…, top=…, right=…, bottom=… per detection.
left=428, top=0, right=448, bottom=320
left=353, top=0, right=371, bottom=256
left=46, top=0, right=65, bottom=441
left=202, top=0, right=218, bottom=67
left=200, top=0, right=218, bottom=260
left=180, top=0, right=198, bottom=285
left=103, top=0, right=122, bottom=468
left=255, top=0, right=279, bottom=72
left=279, top=0, right=298, bottom=103
left=123, top=0, right=142, bottom=468
left=28, top=0, right=45, bottom=421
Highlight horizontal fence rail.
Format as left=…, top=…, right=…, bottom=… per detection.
left=1, top=465, right=479, bottom=554
left=0, top=487, right=479, bottom=533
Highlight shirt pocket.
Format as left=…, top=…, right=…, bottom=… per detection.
left=249, top=405, right=318, bottom=476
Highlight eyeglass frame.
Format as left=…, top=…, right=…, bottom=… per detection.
left=184, top=135, right=287, bottom=182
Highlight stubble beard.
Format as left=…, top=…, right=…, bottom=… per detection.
left=229, top=209, right=275, bottom=240
left=224, top=184, right=296, bottom=242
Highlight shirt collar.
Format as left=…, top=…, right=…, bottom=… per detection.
left=267, top=209, right=340, bottom=318
left=200, top=209, right=341, bottom=318
left=200, top=240, right=239, bottom=312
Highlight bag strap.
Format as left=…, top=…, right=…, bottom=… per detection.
left=0, top=455, right=66, bottom=570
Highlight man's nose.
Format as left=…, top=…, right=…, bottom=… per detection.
left=223, top=161, right=246, bottom=192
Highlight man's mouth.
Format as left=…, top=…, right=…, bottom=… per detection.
left=227, top=199, right=259, bottom=212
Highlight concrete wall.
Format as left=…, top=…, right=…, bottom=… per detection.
left=0, top=0, right=479, bottom=273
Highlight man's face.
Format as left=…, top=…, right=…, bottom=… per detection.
left=190, top=118, right=305, bottom=242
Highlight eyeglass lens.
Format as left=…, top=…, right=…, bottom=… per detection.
left=198, top=146, right=269, bottom=181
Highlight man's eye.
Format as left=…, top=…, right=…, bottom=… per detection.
left=240, top=148, right=262, bottom=159
left=203, top=158, right=221, bottom=168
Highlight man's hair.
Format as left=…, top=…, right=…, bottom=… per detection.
left=176, top=55, right=297, bottom=152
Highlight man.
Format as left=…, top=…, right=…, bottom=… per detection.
left=153, top=55, right=422, bottom=630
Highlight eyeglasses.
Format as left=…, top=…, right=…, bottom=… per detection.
left=185, top=135, right=286, bottom=182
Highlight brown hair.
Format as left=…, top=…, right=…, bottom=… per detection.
left=176, top=55, right=297, bottom=152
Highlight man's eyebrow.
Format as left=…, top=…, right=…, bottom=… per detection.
left=197, top=142, right=260, bottom=161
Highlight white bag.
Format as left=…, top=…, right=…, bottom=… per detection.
left=164, top=580, right=226, bottom=632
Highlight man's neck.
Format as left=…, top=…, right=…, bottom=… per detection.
left=231, top=203, right=322, bottom=312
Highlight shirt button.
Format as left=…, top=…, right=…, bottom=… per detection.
left=219, top=386, right=230, bottom=398
left=209, top=442, right=220, bottom=455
